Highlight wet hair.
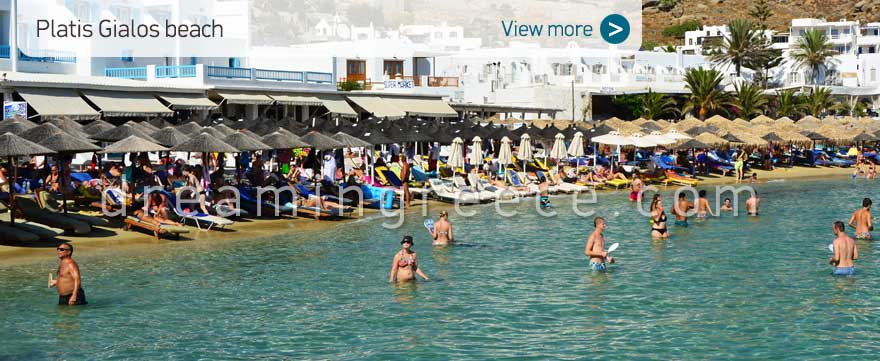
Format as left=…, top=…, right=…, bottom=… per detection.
left=864, top=198, right=872, bottom=208
left=439, top=210, right=449, bottom=218
left=724, top=197, right=731, bottom=203
left=698, top=190, right=707, bottom=197
left=593, top=216, right=605, bottom=227
left=650, top=195, right=662, bottom=211
left=752, top=173, right=757, bottom=177
left=834, top=221, right=846, bottom=232
left=60, top=242, right=73, bottom=255
left=678, top=192, right=686, bottom=199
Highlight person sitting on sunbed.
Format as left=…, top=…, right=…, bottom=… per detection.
left=295, top=194, right=345, bottom=212
left=489, top=175, right=529, bottom=192
left=599, top=166, right=628, bottom=181
left=181, top=165, right=210, bottom=215
left=145, top=192, right=181, bottom=226
left=578, top=171, right=600, bottom=184
left=45, top=165, right=62, bottom=193
left=0, top=165, right=9, bottom=195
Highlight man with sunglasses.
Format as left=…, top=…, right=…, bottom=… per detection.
left=49, top=242, right=87, bottom=306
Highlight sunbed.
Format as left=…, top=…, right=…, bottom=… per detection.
left=427, top=178, right=481, bottom=204
left=123, top=215, right=190, bottom=240
left=14, top=196, right=90, bottom=235
left=0, top=224, right=40, bottom=242
left=162, top=191, right=234, bottom=231
left=35, top=190, right=110, bottom=228
left=661, top=170, right=700, bottom=186
left=452, top=175, right=496, bottom=202
left=505, top=170, right=539, bottom=196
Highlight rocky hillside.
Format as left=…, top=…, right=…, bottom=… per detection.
left=643, top=0, right=880, bottom=46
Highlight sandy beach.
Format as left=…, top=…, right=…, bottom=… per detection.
left=0, top=166, right=859, bottom=267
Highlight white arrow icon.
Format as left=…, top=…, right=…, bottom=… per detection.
left=608, top=23, right=623, bottom=37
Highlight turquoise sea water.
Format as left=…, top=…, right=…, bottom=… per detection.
left=2, top=178, right=880, bottom=359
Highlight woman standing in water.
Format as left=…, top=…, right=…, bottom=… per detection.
left=432, top=211, right=454, bottom=246
left=650, top=195, right=669, bottom=240
left=390, top=236, right=430, bottom=283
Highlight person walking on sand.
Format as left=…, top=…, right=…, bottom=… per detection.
left=696, top=190, right=715, bottom=218
left=630, top=171, right=644, bottom=202
left=399, top=154, right=411, bottom=209
left=848, top=198, right=873, bottom=240
left=746, top=190, right=760, bottom=216
left=734, top=150, right=746, bottom=183
left=830, top=221, right=858, bottom=276
left=672, top=192, right=693, bottom=227
left=389, top=236, right=430, bottom=283
left=585, top=217, right=614, bottom=271
left=49, top=242, right=87, bottom=306
left=431, top=211, right=454, bottom=246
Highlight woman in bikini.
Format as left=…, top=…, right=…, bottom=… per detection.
left=432, top=210, right=454, bottom=246
left=389, top=236, right=429, bottom=283
left=651, top=195, right=669, bottom=240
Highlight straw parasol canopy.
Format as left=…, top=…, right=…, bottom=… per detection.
left=48, top=117, right=87, bottom=137
left=469, top=136, right=484, bottom=166
left=212, top=123, right=236, bottom=137
left=224, top=131, right=272, bottom=151
left=300, top=131, right=345, bottom=150
left=761, top=132, right=785, bottom=142
left=81, top=119, right=114, bottom=135
left=0, top=116, right=37, bottom=134
left=147, top=117, right=175, bottom=129
left=801, top=130, right=828, bottom=141
left=704, top=114, right=731, bottom=129
left=43, top=132, right=101, bottom=153
left=750, top=114, right=775, bottom=125
left=151, top=127, right=189, bottom=147
left=776, top=116, right=795, bottom=124
left=100, top=135, right=169, bottom=154
left=694, top=132, right=728, bottom=147
left=797, top=115, right=822, bottom=130
left=332, top=132, right=372, bottom=148
left=0, top=132, right=56, bottom=225
left=517, top=133, right=534, bottom=161
left=175, top=122, right=204, bottom=135
left=603, top=117, right=626, bottom=128
left=549, top=133, right=567, bottom=160
left=498, top=136, right=513, bottom=165
left=200, top=126, right=227, bottom=140
left=814, top=124, right=852, bottom=143
left=93, top=124, right=158, bottom=142
left=852, top=132, right=879, bottom=143
left=261, top=132, right=311, bottom=149
left=358, top=129, right=396, bottom=145
left=567, top=132, right=585, bottom=157
left=130, top=120, right=159, bottom=134
left=170, top=132, right=239, bottom=153
left=18, top=123, right=65, bottom=143
left=677, top=139, right=711, bottom=149
left=447, top=137, right=465, bottom=170
left=671, top=118, right=704, bottom=131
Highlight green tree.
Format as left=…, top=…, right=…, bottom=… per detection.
left=791, top=29, right=837, bottom=85
left=710, top=20, right=761, bottom=77
left=641, top=90, right=679, bottom=120
left=833, top=96, right=868, bottom=116
left=731, top=81, right=767, bottom=118
left=749, top=0, right=773, bottom=31
left=774, top=90, right=802, bottom=118
left=683, top=67, right=730, bottom=120
left=337, top=80, right=364, bottom=91
left=747, top=38, right=784, bottom=89
left=612, top=94, right=644, bottom=119
left=803, top=87, right=834, bottom=116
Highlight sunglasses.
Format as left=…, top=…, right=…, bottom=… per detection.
left=57, top=247, right=70, bottom=252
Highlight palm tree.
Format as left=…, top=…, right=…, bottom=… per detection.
left=833, top=96, right=868, bottom=116
left=790, top=29, right=837, bottom=85
left=710, top=20, right=760, bottom=77
left=774, top=90, right=802, bottom=118
left=732, top=81, right=767, bottom=118
left=803, top=87, right=834, bottom=116
left=641, top=90, right=679, bottom=120
left=683, top=67, right=729, bottom=120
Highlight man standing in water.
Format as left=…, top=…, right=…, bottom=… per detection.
left=830, top=221, right=858, bottom=276
left=671, top=192, right=693, bottom=227
left=49, top=242, right=87, bottom=305
left=695, top=190, right=715, bottom=218
left=585, top=217, right=614, bottom=272
left=629, top=171, right=644, bottom=202
left=746, top=190, right=760, bottom=216
left=848, top=198, right=873, bottom=240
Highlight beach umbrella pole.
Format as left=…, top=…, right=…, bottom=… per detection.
left=60, top=156, right=68, bottom=215
left=8, top=156, right=15, bottom=225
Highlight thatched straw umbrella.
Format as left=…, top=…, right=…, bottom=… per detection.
left=776, top=116, right=795, bottom=125
left=603, top=117, right=626, bottom=128
left=82, top=120, right=114, bottom=135
left=762, top=133, right=785, bottom=142
left=704, top=115, right=731, bottom=129
left=0, top=121, right=33, bottom=135
left=93, top=124, right=158, bottom=143
left=750, top=115, right=775, bottom=125
left=678, top=139, right=711, bottom=149
left=0, top=132, right=55, bottom=225
left=732, top=118, right=751, bottom=128
left=212, top=123, right=236, bottom=137
left=147, top=118, right=175, bottom=129
left=694, top=133, right=728, bottom=147
left=797, top=115, right=822, bottom=130
left=224, top=132, right=273, bottom=182
left=19, top=123, right=65, bottom=143
left=0, top=116, right=37, bottom=134
left=100, top=136, right=169, bottom=154
left=175, top=122, right=204, bottom=136
left=300, top=131, right=345, bottom=151
left=128, top=120, right=159, bottom=134
left=151, top=127, right=189, bottom=147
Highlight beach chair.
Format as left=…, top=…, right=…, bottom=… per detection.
left=506, top=170, right=538, bottom=196
left=452, top=175, right=495, bottom=202
left=238, top=188, right=296, bottom=217
left=14, top=196, right=90, bottom=235
left=360, top=184, right=397, bottom=209
left=35, top=190, right=110, bottom=228
left=661, top=170, right=700, bottom=186
left=123, top=215, right=190, bottom=240
left=162, top=191, right=234, bottom=231
left=427, top=178, right=481, bottom=204
left=0, top=223, right=40, bottom=242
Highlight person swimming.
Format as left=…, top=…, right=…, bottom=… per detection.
left=830, top=221, right=858, bottom=276
left=672, top=192, right=693, bottom=227
left=585, top=217, right=614, bottom=271
left=389, top=236, right=430, bottom=283
left=432, top=211, right=454, bottom=246
left=720, top=198, right=734, bottom=212
left=696, top=189, right=715, bottom=218
left=848, top=198, right=873, bottom=240
left=650, top=195, right=669, bottom=240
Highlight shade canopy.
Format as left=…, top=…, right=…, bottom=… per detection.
left=0, top=117, right=37, bottom=134
left=157, top=93, right=219, bottom=110
left=212, top=124, right=236, bottom=137
left=224, top=132, right=272, bottom=151
left=19, top=123, right=65, bottom=143
left=170, top=132, right=239, bottom=153
left=447, top=137, right=465, bottom=169
left=217, top=92, right=275, bottom=105
left=592, top=131, right=632, bottom=146
left=270, top=94, right=323, bottom=106
left=761, top=132, right=785, bottom=142
left=81, top=90, right=173, bottom=117
left=16, top=88, right=100, bottom=120
left=151, top=127, right=189, bottom=147
left=549, top=133, right=567, bottom=160
left=357, top=129, right=396, bottom=145
left=469, top=136, right=484, bottom=166
left=381, top=97, right=458, bottom=118
left=100, top=135, right=168, bottom=154
left=346, top=96, right=406, bottom=119
left=175, top=122, right=204, bottom=135
left=261, top=132, right=311, bottom=149
left=0, top=132, right=55, bottom=157
left=300, top=131, right=345, bottom=150
left=332, top=132, right=371, bottom=148
left=317, top=95, right=358, bottom=118
left=93, top=124, right=158, bottom=142
left=567, top=132, right=585, bottom=157
left=853, top=132, right=879, bottom=142
left=498, top=136, right=513, bottom=165
left=82, top=119, right=114, bottom=134
left=517, top=134, right=534, bottom=161
left=43, top=132, right=101, bottom=153
left=677, top=139, right=711, bottom=149
left=664, top=129, right=692, bottom=140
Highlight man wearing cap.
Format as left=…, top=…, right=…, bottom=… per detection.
left=390, top=236, right=430, bottom=283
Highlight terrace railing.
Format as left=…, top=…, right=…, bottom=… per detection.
left=254, top=68, right=303, bottom=82
left=105, top=67, right=149, bottom=79
left=156, top=65, right=197, bottom=78
left=205, top=66, right=253, bottom=79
